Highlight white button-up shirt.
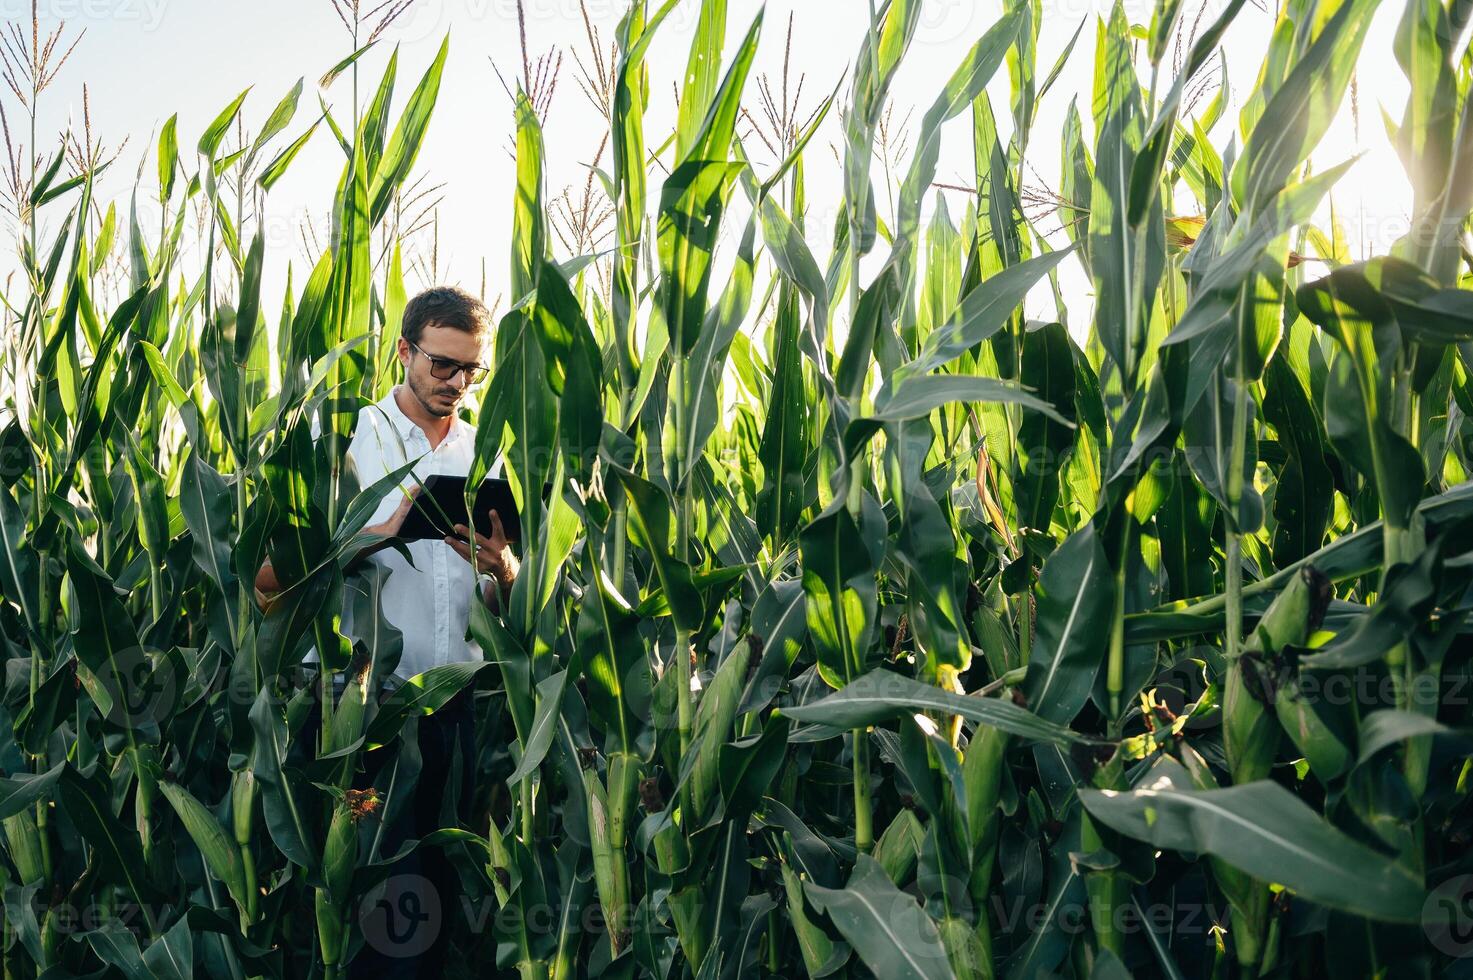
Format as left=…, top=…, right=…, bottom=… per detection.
left=338, top=387, right=493, bottom=680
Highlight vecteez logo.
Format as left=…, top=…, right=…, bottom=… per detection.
left=393, top=0, right=455, bottom=46
left=1425, top=874, right=1473, bottom=958
left=84, top=645, right=180, bottom=729
left=358, top=873, right=443, bottom=959
left=1, top=0, right=171, bottom=32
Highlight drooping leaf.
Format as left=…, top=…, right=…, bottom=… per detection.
left=1079, top=757, right=1424, bottom=922
left=804, top=854, right=954, bottom=980
left=782, top=669, right=1089, bottom=746
left=1024, top=523, right=1115, bottom=724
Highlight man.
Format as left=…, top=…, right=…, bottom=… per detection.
left=255, top=286, right=515, bottom=976
left=333, top=285, right=518, bottom=653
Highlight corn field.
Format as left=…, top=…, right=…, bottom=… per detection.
left=2, top=0, right=1473, bottom=976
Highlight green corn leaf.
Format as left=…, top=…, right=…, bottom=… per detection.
left=679, top=8, right=762, bottom=168
left=871, top=373, right=1069, bottom=425
left=360, top=49, right=399, bottom=168
left=617, top=468, right=704, bottom=632
left=66, top=542, right=171, bottom=731
left=1060, top=99, right=1094, bottom=272
left=755, top=191, right=830, bottom=345
left=835, top=268, right=901, bottom=404
left=782, top=669, right=1089, bottom=746
left=1024, top=522, right=1115, bottom=724
left=179, top=450, right=238, bottom=603
left=198, top=88, right=251, bottom=159
left=87, top=924, right=150, bottom=980
left=1156, top=453, right=1218, bottom=601
left=248, top=77, right=305, bottom=165
left=658, top=10, right=762, bottom=359
left=674, top=0, right=728, bottom=160
left=658, top=158, right=749, bottom=357
left=139, top=916, right=194, bottom=980
left=159, top=781, right=252, bottom=924
left=690, top=216, right=758, bottom=487
left=319, top=40, right=378, bottom=89
left=1262, top=354, right=1332, bottom=564
left=1299, top=544, right=1442, bottom=671
left=508, top=669, right=570, bottom=783
left=893, top=7, right=1022, bottom=265
left=756, top=290, right=811, bottom=543
left=1014, top=322, right=1078, bottom=533
left=1129, top=0, right=1249, bottom=228
left=1183, top=373, right=1263, bottom=532
left=574, top=557, right=650, bottom=753
left=58, top=767, right=161, bottom=908
left=158, top=114, right=179, bottom=201
left=1001, top=817, right=1086, bottom=979
left=901, top=246, right=1074, bottom=378
left=719, top=715, right=791, bottom=820
left=803, top=854, right=954, bottom=980
left=528, top=259, right=604, bottom=478
left=1088, top=1, right=1163, bottom=387
left=369, top=36, right=448, bottom=225
left=1161, top=155, right=1357, bottom=410
left=0, top=485, right=39, bottom=636
left=1079, top=757, right=1425, bottom=923
left=690, top=637, right=753, bottom=820
left=259, top=120, right=321, bottom=191
left=1127, top=477, right=1473, bottom=641
left=123, top=435, right=171, bottom=560
left=510, top=85, right=546, bottom=305
left=247, top=688, right=317, bottom=869
left=781, top=860, right=846, bottom=976
left=29, top=146, right=66, bottom=207
left=1232, top=0, right=1377, bottom=216
left=364, top=660, right=495, bottom=750
left=1296, top=263, right=1427, bottom=528
left=235, top=232, right=265, bottom=365
left=1354, top=710, right=1473, bottom=769
left=799, top=501, right=880, bottom=689
left=0, top=763, right=63, bottom=822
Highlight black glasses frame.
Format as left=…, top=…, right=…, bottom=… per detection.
left=408, top=340, right=488, bottom=384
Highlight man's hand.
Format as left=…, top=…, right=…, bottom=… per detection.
left=446, top=509, right=519, bottom=599
left=258, top=487, right=419, bottom=608
left=365, top=486, right=421, bottom=540
left=254, top=559, right=283, bottom=613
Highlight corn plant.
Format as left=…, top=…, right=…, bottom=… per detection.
left=2, top=0, right=1473, bottom=978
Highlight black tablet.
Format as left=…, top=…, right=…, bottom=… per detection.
left=396, top=475, right=522, bottom=543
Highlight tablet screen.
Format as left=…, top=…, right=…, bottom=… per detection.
left=396, top=475, right=522, bottom=543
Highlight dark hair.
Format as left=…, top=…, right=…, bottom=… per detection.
left=400, top=286, right=490, bottom=344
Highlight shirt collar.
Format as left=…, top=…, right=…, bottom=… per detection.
left=376, top=386, right=471, bottom=447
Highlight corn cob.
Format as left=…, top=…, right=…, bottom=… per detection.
left=583, top=760, right=631, bottom=956
left=689, top=637, right=753, bottom=821
left=317, top=799, right=356, bottom=977
left=871, top=807, right=923, bottom=884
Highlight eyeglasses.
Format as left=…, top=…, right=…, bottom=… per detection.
left=408, top=340, right=488, bottom=384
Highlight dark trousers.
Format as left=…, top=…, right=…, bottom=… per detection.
left=346, top=687, right=476, bottom=978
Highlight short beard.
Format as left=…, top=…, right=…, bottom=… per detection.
left=407, top=372, right=457, bottom=418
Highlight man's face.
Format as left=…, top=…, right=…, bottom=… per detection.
left=398, top=324, right=487, bottom=418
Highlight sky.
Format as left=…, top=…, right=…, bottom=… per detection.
left=7, top=0, right=1420, bottom=332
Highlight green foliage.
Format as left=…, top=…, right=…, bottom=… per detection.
left=2, top=2, right=1473, bottom=978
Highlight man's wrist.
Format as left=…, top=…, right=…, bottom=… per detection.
left=478, top=572, right=503, bottom=611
